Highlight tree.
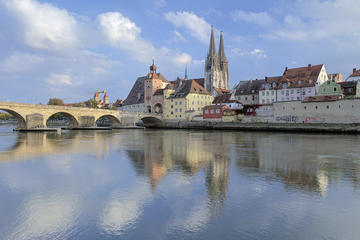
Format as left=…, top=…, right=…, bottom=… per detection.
left=85, top=99, right=99, bottom=108
left=48, top=98, right=65, bottom=106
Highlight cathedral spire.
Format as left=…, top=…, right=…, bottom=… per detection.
left=208, top=25, right=216, bottom=56
left=185, top=65, right=188, bottom=79
left=218, top=31, right=227, bottom=62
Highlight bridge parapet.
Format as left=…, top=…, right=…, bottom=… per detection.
left=0, top=101, right=163, bottom=130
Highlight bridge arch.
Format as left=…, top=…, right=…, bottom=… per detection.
left=0, top=109, right=26, bottom=129
left=140, top=116, right=163, bottom=127
left=96, top=115, right=121, bottom=127
left=46, top=112, right=79, bottom=128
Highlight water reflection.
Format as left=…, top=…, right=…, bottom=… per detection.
left=1, top=128, right=360, bottom=239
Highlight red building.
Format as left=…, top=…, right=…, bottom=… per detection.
left=203, top=105, right=229, bottom=119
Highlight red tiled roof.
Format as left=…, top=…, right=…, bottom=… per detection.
left=278, top=64, right=323, bottom=89
left=214, top=88, right=231, bottom=95
left=302, top=95, right=341, bottom=102
left=213, top=93, right=237, bottom=104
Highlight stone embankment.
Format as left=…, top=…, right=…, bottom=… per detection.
left=157, top=121, right=360, bottom=133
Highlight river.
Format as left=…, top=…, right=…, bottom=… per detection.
left=0, top=125, right=360, bottom=239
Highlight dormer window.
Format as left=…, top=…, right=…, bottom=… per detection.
left=272, top=82, right=276, bottom=88
left=283, top=83, right=288, bottom=89
left=298, top=80, right=302, bottom=85
left=251, top=90, right=255, bottom=93
left=309, top=79, right=313, bottom=84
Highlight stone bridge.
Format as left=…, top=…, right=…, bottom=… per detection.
left=0, top=101, right=163, bottom=129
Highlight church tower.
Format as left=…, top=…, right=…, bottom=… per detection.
left=204, top=26, right=229, bottom=94
left=218, top=31, right=229, bottom=90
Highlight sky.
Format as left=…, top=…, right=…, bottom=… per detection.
left=0, top=0, right=359, bottom=103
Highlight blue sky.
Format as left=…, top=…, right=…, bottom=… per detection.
left=0, top=0, right=359, bottom=103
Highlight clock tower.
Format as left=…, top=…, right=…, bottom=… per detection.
left=144, top=60, right=163, bottom=113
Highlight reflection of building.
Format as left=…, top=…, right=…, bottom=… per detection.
left=126, top=130, right=230, bottom=204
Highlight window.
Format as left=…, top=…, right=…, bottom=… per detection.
left=323, top=88, right=326, bottom=92
left=180, top=108, right=182, bottom=112
left=205, top=110, right=209, bottom=114
left=175, top=102, right=178, bottom=105
left=266, top=91, right=269, bottom=96
left=286, top=90, right=289, bottom=96
left=315, top=106, right=318, bottom=109
left=216, top=109, right=220, bottom=113
left=297, top=97, right=300, bottom=100
left=171, top=105, right=173, bottom=108
left=271, top=91, right=274, bottom=96
left=281, top=90, right=285, bottom=95
left=308, top=89, right=311, bottom=93
left=262, top=92, right=265, bottom=96
left=171, top=111, right=173, bottom=115
left=304, top=106, right=306, bottom=110
left=210, top=109, right=214, bottom=113
left=180, top=101, right=182, bottom=105
left=262, top=100, right=265, bottom=103
left=175, top=108, right=178, bottom=112
left=245, top=97, right=248, bottom=101
left=309, top=79, right=313, bottom=84
left=192, top=101, right=194, bottom=104
left=326, top=105, right=329, bottom=109
left=334, top=87, right=337, bottom=92
left=291, top=89, right=294, bottom=94
left=297, top=89, right=300, bottom=94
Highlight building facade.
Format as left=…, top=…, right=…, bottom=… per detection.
left=317, top=80, right=343, bottom=97
left=276, top=64, right=328, bottom=102
left=122, top=63, right=169, bottom=112
left=164, top=79, right=213, bottom=120
left=259, top=76, right=280, bottom=104
left=204, top=26, right=229, bottom=94
left=234, top=79, right=265, bottom=105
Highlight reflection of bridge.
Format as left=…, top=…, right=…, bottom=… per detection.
left=0, top=101, right=163, bottom=129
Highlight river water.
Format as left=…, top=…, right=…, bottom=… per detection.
left=0, top=125, right=360, bottom=240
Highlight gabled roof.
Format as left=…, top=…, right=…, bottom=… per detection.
left=214, top=88, right=231, bottom=95
left=123, top=73, right=168, bottom=106
left=168, top=79, right=210, bottom=99
left=277, top=64, right=323, bottom=89
left=213, top=93, right=237, bottom=104
left=235, top=79, right=265, bottom=95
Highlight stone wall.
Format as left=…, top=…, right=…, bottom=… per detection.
left=273, top=99, right=360, bottom=123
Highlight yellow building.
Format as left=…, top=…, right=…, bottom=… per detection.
left=163, top=79, right=213, bottom=120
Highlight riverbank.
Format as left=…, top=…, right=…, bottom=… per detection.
left=155, top=121, right=360, bottom=133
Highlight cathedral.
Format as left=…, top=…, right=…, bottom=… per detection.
left=204, top=26, right=229, bottom=93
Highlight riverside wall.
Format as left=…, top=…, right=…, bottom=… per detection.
left=155, top=98, right=360, bottom=133
left=159, top=121, right=360, bottom=133
left=273, top=99, right=360, bottom=124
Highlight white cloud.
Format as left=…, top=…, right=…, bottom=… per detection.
left=251, top=49, right=267, bottom=58
left=164, top=11, right=211, bottom=44
left=231, top=48, right=267, bottom=58
left=98, top=12, right=140, bottom=44
left=98, top=11, right=192, bottom=67
left=172, top=52, right=192, bottom=66
left=46, top=73, right=73, bottom=86
left=264, top=0, right=360, bottom=43
left=173, top=30, right=186, bottom=42
left=231, top=10, right=275, bottom=27
left=0, top=53, right=43, bottom=73
left=3, top=0, right=80, bottom=51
